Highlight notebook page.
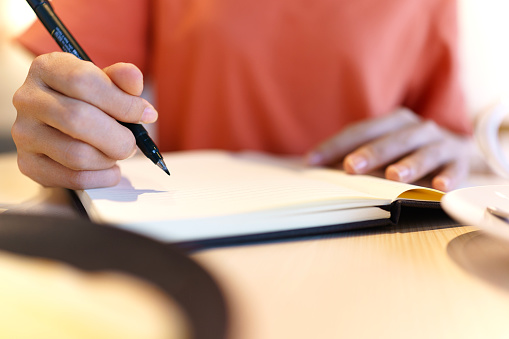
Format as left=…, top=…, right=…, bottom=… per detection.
left=219, top=151, right=443, bottom=201
left=79, top=150, right=391, bottom=225
left=303, top=168, right=443, bottom=202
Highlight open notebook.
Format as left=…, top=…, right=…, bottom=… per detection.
left=75, top=150, right=444, bottom=247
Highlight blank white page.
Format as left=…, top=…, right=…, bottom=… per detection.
left=78, top=150, right=390, bottom=226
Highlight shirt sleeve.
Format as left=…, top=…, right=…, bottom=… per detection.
left=403, top=0, right=472, bottom=135
left=17, top=0, right=150, bottom=74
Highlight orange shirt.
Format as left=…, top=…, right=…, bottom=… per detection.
left=19, top=0, right=471, bottom=154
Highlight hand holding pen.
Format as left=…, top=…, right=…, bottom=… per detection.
left=11, top=1, right=169, bottom=189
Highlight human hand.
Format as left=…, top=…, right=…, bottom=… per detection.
left=306, top=108, right=470, bottom=191
left=11, top=52, right=158, bottom=189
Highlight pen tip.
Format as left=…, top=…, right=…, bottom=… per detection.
left=157, top=159, right=171, bottom=176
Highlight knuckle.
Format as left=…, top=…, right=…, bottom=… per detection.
left=30, top=54, right=48, bottom=73
left=422, top=119, right=435, bottom=128
left=116, top=96, right=139, bottom=122
left=30, top=52, right=60, bottom=78
left=63, top=62, right=100, bottom=97
left=12, top=82, right=40, bottom=113
left=65, top=66, right=94, bottom=92
left=67, top=167, right=120, bottom=189
left=115, top=134, right=136, bottom=160
left=58, top=101, right=89, bottom=135
left=422, top=119, right=439, bottom=132
left=16, top=153, right=31, bottom=178
left=63, top=142, right=91, bottom=170
left=10, top=119, right=34, bottom=151
left=420, top=120, right=443, bottom=139
left=67, top=171, right=91, bottom=190
left=16, top=153, right=50, bottom=187
left=12, top=87, right=27, bottom=110
left=397, top=108, right=420, bottom=124
left=10, top=120, right=25, bottom=146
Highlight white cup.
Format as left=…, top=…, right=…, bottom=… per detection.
left=475, top=102, right=509, bottom=178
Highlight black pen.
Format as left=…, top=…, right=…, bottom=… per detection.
left=26, top=0, right=170, bottom=176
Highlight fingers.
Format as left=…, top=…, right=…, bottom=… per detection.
left=384, top=135, right=456, bottom=183
left=385, top=142, right=445, bottom=183
left=345, top=121, right=469, bottom=191
left=16, top=150, right=121, bottom=189
left=384, top=135, right=470, bottom=191
left=306, top=107, right=471, bottom=190
left=11, top=52, right=156, bottom=189
left=343, top=120, right=443, bottom=174
left=307, top=108, right=420, bottom=166
left=12, top=116, right=118, bottom=171
left=31, top=52, right=157, bottom=124
left=21, top=87, right=137, bottom=160
left=432, top=159, right=469, bottom=192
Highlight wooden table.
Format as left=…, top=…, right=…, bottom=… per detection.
left=3, top=152, right=509, bottom=338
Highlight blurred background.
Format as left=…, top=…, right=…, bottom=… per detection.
left=0, top=0, right=34, bottom=152
left=1, top=0, right=509, bottom=154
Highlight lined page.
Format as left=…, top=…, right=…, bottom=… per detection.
left=79, top=150, right=390, bottom=225
left=304, top=168, right=443, bottom=202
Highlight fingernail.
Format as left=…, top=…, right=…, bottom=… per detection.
left=141, top=106, right=158, bottom=123
left=386, top=164, right=411, bottom=182
left=306, top=152, right=324, bottom=165
left=344, top=154, right=368, bottom=173
left=433, top=176, right=451, bottom=192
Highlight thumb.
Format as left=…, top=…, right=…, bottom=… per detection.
left=103, top=63, right=144, bottom=96
left=102, top=62, right=158, bottom=124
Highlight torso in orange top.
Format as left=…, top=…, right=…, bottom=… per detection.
left=19, top=0, right=471, bottom=154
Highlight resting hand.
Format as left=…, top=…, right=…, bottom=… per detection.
left=12, top=52, right=158, bottom=189
left=306, top=108, right=470, bottom=191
